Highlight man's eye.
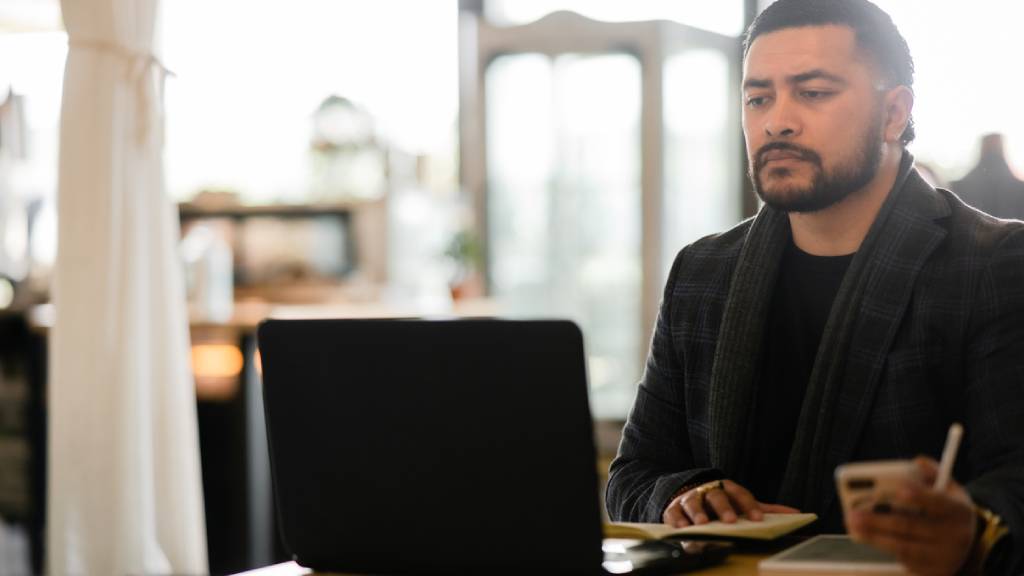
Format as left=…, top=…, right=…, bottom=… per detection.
left=801, top=90, right=832, bottom=100
left=746, top=96, right=768, bottom=108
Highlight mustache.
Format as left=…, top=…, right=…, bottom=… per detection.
left=754, top=142, right=822, bottom=170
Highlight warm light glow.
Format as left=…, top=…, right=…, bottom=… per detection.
left=192, top=343, right=244, bottom=401
left=192, top=343, right=244, bottom=378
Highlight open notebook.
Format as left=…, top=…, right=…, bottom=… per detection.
left=605, top=513, right=817, bottom=541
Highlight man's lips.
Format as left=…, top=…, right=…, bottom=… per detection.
left=761, top=150, right=807, bottom=163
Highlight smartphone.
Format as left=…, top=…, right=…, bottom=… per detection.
left=835, top=460, right=923, bottom=516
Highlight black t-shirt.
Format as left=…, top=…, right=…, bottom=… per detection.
left=749, top=238, right=854, bottom=503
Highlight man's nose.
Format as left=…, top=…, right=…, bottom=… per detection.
left=764, top=98, right=801, bottom=138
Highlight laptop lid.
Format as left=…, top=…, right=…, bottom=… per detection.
left=258, top=318, right=604, bottom=574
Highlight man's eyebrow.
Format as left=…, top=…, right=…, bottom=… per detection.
left=789, top=69, right=847, bottom=85
left=742, top=70, right=848, bottom=91
left=742, top=77, right=772, bottom=90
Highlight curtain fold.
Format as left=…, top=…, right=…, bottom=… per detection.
left=48, top=0, right=208, bottom=573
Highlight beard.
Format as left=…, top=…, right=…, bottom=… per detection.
left=749, top=115, right=884, bottom=213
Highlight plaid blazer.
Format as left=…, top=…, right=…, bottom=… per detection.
left=607, top=158, right=1024, bottom=572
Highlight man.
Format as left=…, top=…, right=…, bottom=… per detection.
left=606, top=0, right=1023, bottom=574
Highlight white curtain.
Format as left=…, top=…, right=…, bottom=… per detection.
left=48, top=0, right=208, bottom=574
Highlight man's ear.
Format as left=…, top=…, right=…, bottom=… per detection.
left=883, top=85, right=914, bottom=143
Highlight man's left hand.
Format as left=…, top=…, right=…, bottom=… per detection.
left=845, top=456, right=978, bottom=576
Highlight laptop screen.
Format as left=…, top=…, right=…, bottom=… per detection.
left=259, top=318, right=604, bottom=574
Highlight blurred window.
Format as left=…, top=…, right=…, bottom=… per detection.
left=485, top=0, right=745, bottom=36
left=468, top=10, right=744, bottom=418
left=8, top=2, right=1024, bottom=208
left=0, top=30, right=64, bottom=278
left=662, top=49, right=742, bottom=286
left=5, top=0, right=1024, bottom=405
left=161, top=0, right=460, bottom=203
left=486, top=52, right=644, bottom=417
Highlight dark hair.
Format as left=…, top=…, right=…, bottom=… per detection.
left=744, top=0, right=915, bottom=144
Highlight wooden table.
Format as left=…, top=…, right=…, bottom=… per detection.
left=232, top=553, right=767, bottom=576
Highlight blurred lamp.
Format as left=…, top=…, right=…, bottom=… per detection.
left=191, top=343, right=244, bottom=401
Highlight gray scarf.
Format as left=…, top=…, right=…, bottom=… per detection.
left=707, top=153, right=916, bottom=512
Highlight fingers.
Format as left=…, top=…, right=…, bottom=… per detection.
left=722, top=480, right=764, bottom=521
left=912, top=455, right=939, bottom=485
left=847, top=507, right=935, bottom=543
left=665, top=479, right=801, bottom=527
left=662, top=494, right=693, bottom=528
left=680, top=490, right=711, bottom=524
left=893, top=477, right=974, bottom=522
left=843, top=460, right=978, bottom=575
left=847, top=487, right=977, bottom=575
left=705, top=488, right=738, bottom=523
left=895, top=484, right=945, bottom=519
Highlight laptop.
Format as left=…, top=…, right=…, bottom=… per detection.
left=258, top=318, right=729, bottom=574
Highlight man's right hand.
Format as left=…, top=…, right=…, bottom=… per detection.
left=662, top=479, right=800, bottom=527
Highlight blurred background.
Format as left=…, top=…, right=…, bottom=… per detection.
left=0, top=0, right=1022, bottom=573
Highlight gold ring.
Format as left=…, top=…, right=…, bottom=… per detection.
left=693, top=479, right=725, bottom=497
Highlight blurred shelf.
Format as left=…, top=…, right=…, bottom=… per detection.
left=178, top=200, right=383, bottom=220
left=29, top=297, right=500, bottom=333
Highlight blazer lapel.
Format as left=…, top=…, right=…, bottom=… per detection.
left=780, top=165, right=951, bottom=513
left=818, top=170, right=950, bottom=512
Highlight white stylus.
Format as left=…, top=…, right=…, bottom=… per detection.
left=934, top=422, right=963, bottom=491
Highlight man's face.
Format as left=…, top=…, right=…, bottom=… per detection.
left=742, top=25, right=886, bottom=213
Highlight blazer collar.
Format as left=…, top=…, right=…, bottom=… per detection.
left=708, top=152, right=951, bottom=512
left=781, top=158, right=951, bottom=513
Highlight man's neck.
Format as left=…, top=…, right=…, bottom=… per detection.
left=788, top=147, right=904, bottom=256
